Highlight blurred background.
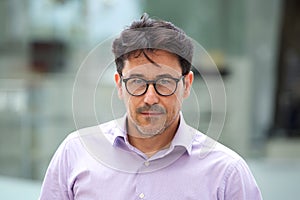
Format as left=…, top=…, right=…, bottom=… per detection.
left=0, top=0, right=300, bottom=199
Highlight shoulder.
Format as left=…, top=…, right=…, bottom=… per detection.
left=62, top=125, right=100, bottom=146
left=56, top=123, right=111, bottom=157
left=190, top=130, right=260, bottom=189
left=63, top=119, right=120, bottom=146
left=57, top=120, right=123, bottom=159
left=190, top=130, right=247, bottom=168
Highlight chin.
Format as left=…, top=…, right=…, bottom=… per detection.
left=136, top=125, right=165, bottom=138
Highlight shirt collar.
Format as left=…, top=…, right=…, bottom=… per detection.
left=171, top=113, right=196, bottom=155
left=99, top=115, right=127, bottom=145
left=100, top=113, right=196, bottom=156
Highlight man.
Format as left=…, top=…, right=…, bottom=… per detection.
left=40, top=13, right=262, bottom=199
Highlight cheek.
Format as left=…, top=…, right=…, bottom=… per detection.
left=123, top=95, right=138, bottom=112
left=174, top=89, right=185, bottom=105
left=164, top=95, right=183, bottom=112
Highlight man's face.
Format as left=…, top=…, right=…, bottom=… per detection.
left=115, top=50, right=193, bottom=138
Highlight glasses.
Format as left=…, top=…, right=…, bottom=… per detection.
left=122, top=76, right=184, bottom=96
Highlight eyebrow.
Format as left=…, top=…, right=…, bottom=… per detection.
left=127, top=73, right=177, bottom=79
left=127, top=73, right=144, bottom=78
left=156, top=74, right=177, bottom=78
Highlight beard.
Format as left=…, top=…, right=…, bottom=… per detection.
left=135, top=118, right=167, bottom=137
left=128, top=104, right=175, bottom=138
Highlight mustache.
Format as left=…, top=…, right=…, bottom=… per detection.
left=136, top=104, right=166, bottom=114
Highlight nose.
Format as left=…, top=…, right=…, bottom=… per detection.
left=143, top=84, right=159, bottom=105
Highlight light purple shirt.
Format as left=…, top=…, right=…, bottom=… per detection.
left=39, top=115, right=262, bottom=199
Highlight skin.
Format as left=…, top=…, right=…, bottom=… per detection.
left=115, top=50, right=194, bottom=157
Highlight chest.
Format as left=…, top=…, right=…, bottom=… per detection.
left=69, top=155, right=225, bottom=200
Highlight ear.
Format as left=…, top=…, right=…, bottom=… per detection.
left=114, top=72, right=123, bottom=99
left=183, top=71, right=194, bottom=99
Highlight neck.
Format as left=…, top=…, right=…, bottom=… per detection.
left=127, top=116, right=180, bottom=157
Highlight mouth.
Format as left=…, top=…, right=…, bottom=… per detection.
left=140, top=111, right=164, bottom=116
left=137, top=105, right=166, bottom=117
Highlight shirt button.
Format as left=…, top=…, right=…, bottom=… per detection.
left=139, top=193, right=145, bottom=199
left=144, top=161, right=150, bottom=166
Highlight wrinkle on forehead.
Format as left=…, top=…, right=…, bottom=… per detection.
left=128, top=49, right=162, bottom=68
left=123, top=50, right=182, bottom=78
left=126, top=50, right=179, bottom=65
left=122, top=64, right=182, bottom=79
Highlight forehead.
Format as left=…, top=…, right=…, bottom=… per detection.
left=122, top=50, right=182, bottom=77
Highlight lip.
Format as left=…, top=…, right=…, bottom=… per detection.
left=140, top=112, right=164, bottom=116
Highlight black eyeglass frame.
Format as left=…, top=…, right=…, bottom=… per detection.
left=121, top=76, right=185, bottom=96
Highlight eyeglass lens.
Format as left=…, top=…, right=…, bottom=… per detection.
left=124, top=77, right=180, bottom=96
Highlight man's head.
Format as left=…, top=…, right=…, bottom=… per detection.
left=112, top=13, right=194, bottom=77
left=112, top=14, right=194, bottom=137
